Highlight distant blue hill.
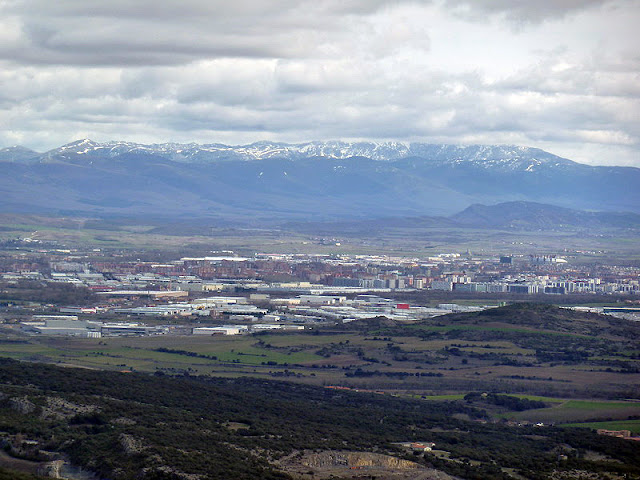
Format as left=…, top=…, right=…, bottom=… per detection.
left=0, top=140, right=638, bottom=220
left=450, top=201, right=640, bottom=229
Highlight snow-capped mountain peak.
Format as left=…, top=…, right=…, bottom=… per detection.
left=0, top=139, right=636, bottom=219
left=22, top=139, right=580, bottom=172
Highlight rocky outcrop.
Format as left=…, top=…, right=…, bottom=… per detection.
left=111, top=417, right=137, bottom=426
left=301, top=451, right=420, bottom=469
left=40, top=396, right=98, bottom=420
left=279, top=450, right=459, bottom=480
left=9, top=396, right=36, bottom=415
left=145, top=465, right=204, bottom=480
left=37, top=460, right=65, bottom=478
left=119, top=433, right=145, bottom=455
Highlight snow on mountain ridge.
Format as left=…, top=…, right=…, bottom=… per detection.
left=32, top=139, right=579, bottom=171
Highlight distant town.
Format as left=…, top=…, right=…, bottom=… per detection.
left=2, top=237, right=639, bottom=338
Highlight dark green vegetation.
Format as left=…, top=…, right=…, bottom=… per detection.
left=463, top=392, right=547, bottom=411
left=0, top=358, right=639, bottom=480
left=0, top=468, right=44, bottom=480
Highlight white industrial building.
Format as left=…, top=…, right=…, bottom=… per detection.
left=192, top=325, right=248, bottom=335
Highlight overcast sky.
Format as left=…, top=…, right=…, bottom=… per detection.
left=1, top=0, right=639, bottom=166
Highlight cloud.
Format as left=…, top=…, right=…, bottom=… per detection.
left=0, top=0, right=638, bottom=167
left=443, top=0, right=615, bottom=24
left=0, top=0, right=417, bottom=66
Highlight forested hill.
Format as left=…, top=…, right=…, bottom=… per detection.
left=445, top=302, right=640, bottom=337
left=338, top=302, right=640, bottom=342
left=0, top=358, right=639, bottom=480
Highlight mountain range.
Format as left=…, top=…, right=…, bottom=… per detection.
left=1, top=140, right=638, bottom=220
left=0, top=139, right=588, bottom=167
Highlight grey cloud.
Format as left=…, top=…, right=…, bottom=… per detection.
left=1, top=21, right=316, bottom=66
left=8, top=0, right=400, bottom=20
left=444, top=0, right=615, bottom=24
left=3, top=56, right=637, bottom=153
left=1, top=0, right=415, bottom=66
left=499, top=67, right=640, bottom=99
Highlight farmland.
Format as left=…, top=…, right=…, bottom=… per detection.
left=1, top=303, right=638, bottom=429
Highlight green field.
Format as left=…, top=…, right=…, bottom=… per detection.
left=420, top=394, right=640, bottom=425
left=504, top=399, right=640, bottom=423
left=560, top=419, right=640, bottom=435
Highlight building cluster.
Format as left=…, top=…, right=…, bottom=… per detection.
left=431, top=274, right=639, bottom=295
left=20, top=313, right=308, bottom=338
left=22, top=315, right=165, bottom=337
left=2, top=250, right=639, bottom=297
left=2, top=245, right=640, bottom=338
left=16, top=294, right=484, bottom=338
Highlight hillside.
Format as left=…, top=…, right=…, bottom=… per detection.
left=283, top=200, right=640, bottom=236
left=0, top=358, right=639, bottom=480
left=441, top=302, right=640, bottom=337
left=451, top=202, right=640, bottom=230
